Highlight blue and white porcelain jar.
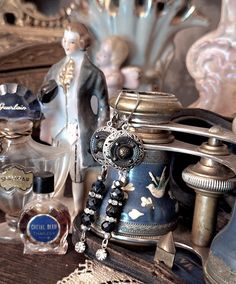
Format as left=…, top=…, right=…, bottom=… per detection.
left=92, top=90, right=183, bottom=245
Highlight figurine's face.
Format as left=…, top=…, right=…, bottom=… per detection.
left=62, top=30, right=80, bottom=55
left=96, top=41, right=112, bottom=67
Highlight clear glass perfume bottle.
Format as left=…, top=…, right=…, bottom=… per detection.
left=0, top=83, right=70, bottom=243
left=18, top=171, right=71, bottom=254
left=0, top=120, right=70, bottom=242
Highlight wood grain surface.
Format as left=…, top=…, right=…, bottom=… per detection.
left=0, top=211, right=84, bottom=284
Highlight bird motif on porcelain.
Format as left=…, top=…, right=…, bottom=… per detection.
left=146, top=167, right=169, bottom=198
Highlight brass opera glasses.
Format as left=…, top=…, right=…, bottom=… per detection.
left=111, top=92, right=235, bottom=240
left=108, top=91, right=236, bottom=282
left=139, top=116, right=236, bottom=282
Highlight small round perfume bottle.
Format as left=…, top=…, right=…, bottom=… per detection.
left=18, top=172, right=71, bottom=255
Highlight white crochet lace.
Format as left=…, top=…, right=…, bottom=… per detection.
left=57, top=259, right=143, bottom=284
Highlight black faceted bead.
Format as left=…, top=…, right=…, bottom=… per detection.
left=86, top=197, right=101, bottom=211
left=81, top=213, right=94, bottom=226
left=91, top=180, right=106, bottom=194
left=101, top=221, right=116, bottom=232
left=106, top=204, right=121, bottom=217
left=110, top=187, right=124, bottom=201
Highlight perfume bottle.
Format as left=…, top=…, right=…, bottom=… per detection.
left=18, top=171, right=71, bottom=254
left=0, top=83, right=70, bottom=243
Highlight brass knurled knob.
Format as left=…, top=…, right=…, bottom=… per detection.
left=182, top=165, right=236, bottom=193
left=182, top=136, right=236, bottom=247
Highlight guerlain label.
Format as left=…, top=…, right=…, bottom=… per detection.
left=0, top=103, right=27, bottom=111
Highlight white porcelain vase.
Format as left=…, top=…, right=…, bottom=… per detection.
left=186, top=0, right=236, bottom=117
left=72, top=0, right=207, bottom=90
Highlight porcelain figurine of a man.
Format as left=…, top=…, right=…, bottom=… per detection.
left=38, top=22, right=109, bottom=216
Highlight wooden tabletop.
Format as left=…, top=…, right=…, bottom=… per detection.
left=0, top=212, right=85, bottom=284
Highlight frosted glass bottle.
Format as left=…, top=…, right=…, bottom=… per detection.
left=0, top=120, right=70, bottom=242
left=18, top=172, right=71, bottom=254
left=186, top=0, right=236, bottom=117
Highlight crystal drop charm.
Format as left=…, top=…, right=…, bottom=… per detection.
left=96, top=248, right=108, bottom=261
left=75, top=241, right=86, bottom=253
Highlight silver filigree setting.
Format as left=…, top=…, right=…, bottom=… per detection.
left=103, top=129, right=144, bottom=170
left=90, top=126, right=117, bottom=165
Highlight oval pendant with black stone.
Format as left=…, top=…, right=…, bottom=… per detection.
left=90, top=126, right=116, bottom=165
left=103, top=129, right=144, bottom=170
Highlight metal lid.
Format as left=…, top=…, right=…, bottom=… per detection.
left=110, top=91, right=183, bottom=124
left=110, top=91, right=182, bottom=144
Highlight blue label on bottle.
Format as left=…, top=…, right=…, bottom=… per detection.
left=27, top=214, right=60, bottom=243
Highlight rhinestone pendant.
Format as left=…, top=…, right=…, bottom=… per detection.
left=75, top=241, right=86, bottom=253
left=96, top=248, right=108, bottom=261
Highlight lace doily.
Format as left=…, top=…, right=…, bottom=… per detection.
left=57, top=259, right=143, bottom=284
